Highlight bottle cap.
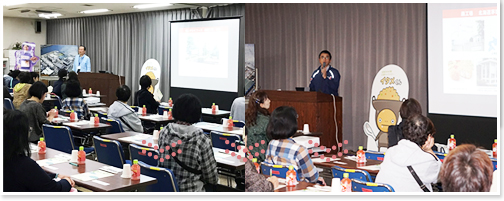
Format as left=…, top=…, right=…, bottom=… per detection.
left=450, top=135, right=454, bottom=138
left=169, top=108, right=172, bottom=112
left=133, top=159, right=138, bottom=164
left=40, top=137, right=44, bottom=141
left=212, top=103, right=215, bottom=105
left=79, top=146, right=84, bottom=151
left=289, top=165, right=294, bottom=170
left=160, top=127, right=164, bottom=130
left=229, top=116, right=232, bottom=119
left=358, top=146, right=363, bottom=150
left=495, top=139, right=497, bottom=143
left=95, top=114, right=98, bottom=117
left=89, top=88, right=91, bottom=90
left=54, top=106, right=57, bottom=109
left=170, top=98, right=172, bottom=100
left=143, top=105, right=146, bottom=107
left=252, top=158, right=257, bottom=163
left=343, top=173, right=349, bottom=178
left=71, top=110, right=75, bottom=113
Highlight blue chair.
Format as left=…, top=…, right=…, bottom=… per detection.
left=210, top=131, right=241, bottom=151
left=331, top=165, right=373, bottom=182
left=492, top=159, right=497, bottom=171
left=138, top=161, right=179, bottom=192
left=92, top=136, right=131, bottom=168
left=97, top=111, right=108, bottom=119
left=130, top=106, right=139, bottom=112
left=158, top=106, right=171, bottom=115
left=351, top=178, right=395, bottom=192
left=365, top=151, right=385, bottom=161
left=260, top=162, right=300, bottom=181
left=232, top=120, right=245, bottom=128
left=129, top=144, right=160, bottom=167
left=99, top=117, right=124, bottom=134
left=4, top=98, right=14, bottom=110
left=42, top=124, right=94, bottom=154
left=8, top=88, right=13, bottom=93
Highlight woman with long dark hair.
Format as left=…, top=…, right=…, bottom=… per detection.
left=245, top=90, right=271, bottom=162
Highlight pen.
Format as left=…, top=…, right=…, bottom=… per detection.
left=69, top=162, right=79, bottom=167
left=270, top=169, right=272, bottom=177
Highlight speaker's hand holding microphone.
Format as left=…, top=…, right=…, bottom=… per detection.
left=321, top=62, right=327, bottom=79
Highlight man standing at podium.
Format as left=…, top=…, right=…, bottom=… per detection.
left=309, top=50, right=340, bottom=96
left=73, top=45, right=91, bottom=73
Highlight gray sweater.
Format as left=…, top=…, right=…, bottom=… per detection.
left=19, top=100, right=50, bottom=142
left=108, top=101, right=143, bottom=133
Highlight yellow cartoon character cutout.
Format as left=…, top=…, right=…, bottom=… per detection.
left=372, top=87, right=403, bottom=148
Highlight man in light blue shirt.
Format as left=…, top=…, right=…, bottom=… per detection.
left=73, top=45, right=91, bottom=72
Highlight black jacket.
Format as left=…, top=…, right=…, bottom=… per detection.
left=387, top=123, right=404, bottom=148
left=134, top=88, right=160, bottom=114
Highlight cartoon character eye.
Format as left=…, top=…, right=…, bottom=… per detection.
left=391, top=119, right=395, bottom=124
left=378, top=118, right=382, bottom=123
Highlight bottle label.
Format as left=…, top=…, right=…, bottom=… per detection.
left=342, top=180, right=351, bottom=192
left=286, top=172, right=296, bottom=186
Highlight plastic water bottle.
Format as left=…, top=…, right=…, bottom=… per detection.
left=448, top=134, right=456, bottom=152
left=341, top=173, right=352, bottom=192
left=38, top=137, right=46, bottom=154
left=54, top=106, right=58, bottom=118
left=94, top=114, right=99, bottom=126
left=168, top=98, right=173, bottom=107
left=212, top=103, right=216, bottom=113
left=286, top=165, right=297, bottom=187
left=227, top=116, right=233, bottom=129
left=70, top=110, right=77, bottom=122
left=78, top=146, right=86, bottom=165
left=252, top=158, right=260, bottom=173
left=142, top=105, right=147, bottom=116
left=131, top=159, right=141, bottom=181
left=168, top=109, right=172, bottom=120
left=357, top=146, right=366, bottom=163
left=493, top=139, right=497, bottom=158
left=88, top=88, right=92, bottom=95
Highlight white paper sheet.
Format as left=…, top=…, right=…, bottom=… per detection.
left=71, top=170, right=114, bottom=182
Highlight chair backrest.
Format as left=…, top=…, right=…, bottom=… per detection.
left=331, top=165, right=373, bottom=182
left=260, top=162, right=300, bottom=181
left=158, top=106, right=170, bottom=115
left=210, top=131, right=241, bottom=151
left=42, top=124, right=75, bottom=154
left=232, top=120, right=245, bottom=128
left=92, top=136, right=127, bottom=168
left=365, top=151, right=385, bottom=161
left=138, top=161, right=179, bottom=192
left=53, top=95, right=63, bottom=109
left=3, top=98, right=14, bottom=110
left=129, top=144, right=160, bottom=167
left=99, top=117, right=124, bottom=134
left=97, top=111, right=108, bottom=119
left=351, top=178, right=395, bottom=192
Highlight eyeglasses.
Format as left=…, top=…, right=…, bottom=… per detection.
left=320, top=56, right=330, bottom=59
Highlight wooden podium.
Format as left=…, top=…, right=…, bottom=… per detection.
left=78, top=72, right=125, bottom=106
left=265, top=90, right=342, bottom=151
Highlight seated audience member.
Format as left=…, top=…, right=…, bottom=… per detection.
left=134, top=75, right=159, bottom=114
left=28, top=72, right=40, bottom=84
left=3, top=109, right=75, bottom=192
left=61, top=80, right=91, bottom=120
left=230, top=96, right=246, bottom=122
left=388, top=98, right=422, bottom=148
left=158, top=94, right=218, bottom=192
left=375, top=114, right=441, bottom=192
left=61, top=71, right=82, bottom=100
left=4, top=70, right=21, bottom=88
left=245, top=91, right=271, bottom=162
left=264, top=106, right=324, bottom=184
left=12, top=72, right=32, bottom=109
left=52, top=69, right=67, bottom=98
left=108, top=85, right=143, bottom=133
left=245, top=127, right=279, bottom=192
left=19, top=82, right=58, bottom=142
left=4, top=86, right=13, bottom=100
left=439, top=144, right=493, bottom=192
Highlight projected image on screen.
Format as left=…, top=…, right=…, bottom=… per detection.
left=442, top=7, right=498, bottom=96
left=171, top=19, right=240, bottom=93
left=428, top=4, right=498, bottom=118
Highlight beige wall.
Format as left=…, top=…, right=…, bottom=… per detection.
left=3, top=17, right=47, bottom=71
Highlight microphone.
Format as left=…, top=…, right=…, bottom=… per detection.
left=322, top=62, right=326, bottom=69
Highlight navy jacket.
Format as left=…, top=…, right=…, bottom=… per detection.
left=52, top=79, right=65, bottom=98
left=4, top=155, right=72, bottom=192
left=309, top=65, right=341, bottom=96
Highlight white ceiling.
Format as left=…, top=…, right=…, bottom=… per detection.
left=3, top=3, right=231, bottom=19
